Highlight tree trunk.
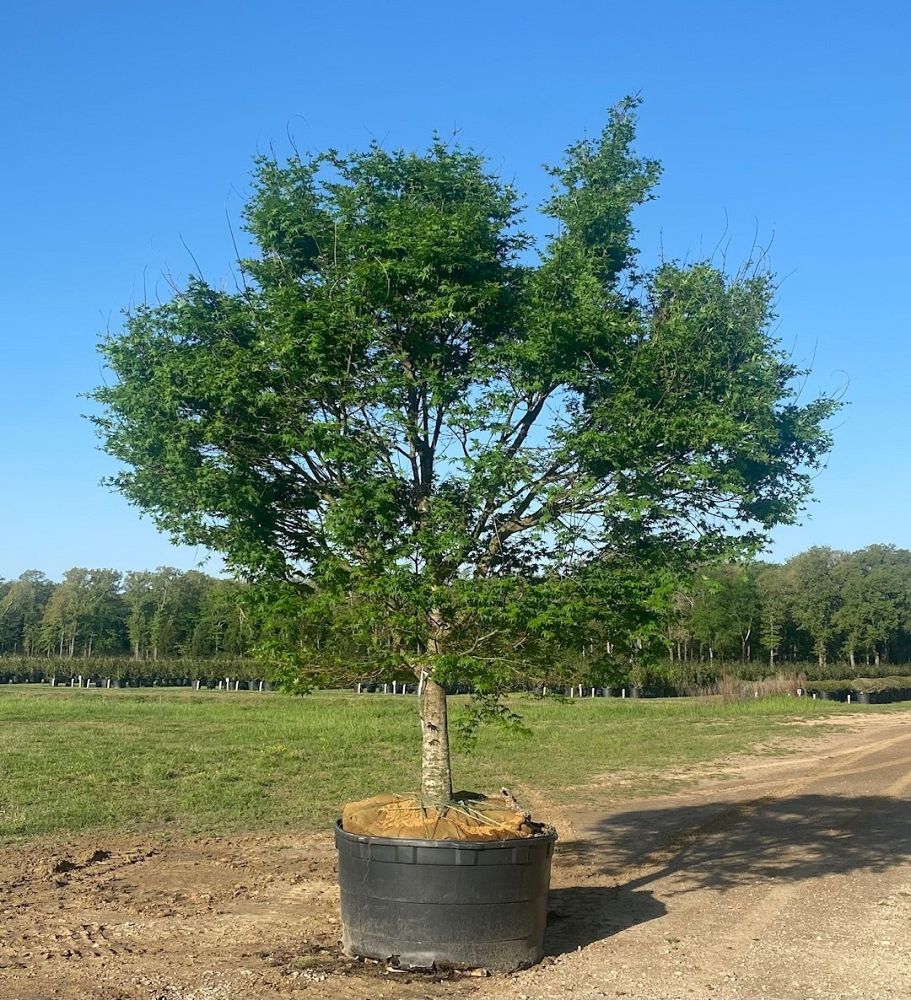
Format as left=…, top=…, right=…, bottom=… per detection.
left=419, top=676, right=452, bottom=806
left=741, top=625, right=751, bottom=664
left=419, top=602, right=453, bottom=808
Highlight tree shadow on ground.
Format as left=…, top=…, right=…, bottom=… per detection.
left=547, top=793, right=911, bottom=955
left=544, top=885, right=666, bottom=955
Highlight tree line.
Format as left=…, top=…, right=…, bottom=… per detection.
left=670, top=545, right=911, bottom=670
left=4, top=544, right=910, bottom=675
left=0, top=568, right=253, bottom=659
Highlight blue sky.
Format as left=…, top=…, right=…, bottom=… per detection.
left=1, top=1, right=908, bottom=580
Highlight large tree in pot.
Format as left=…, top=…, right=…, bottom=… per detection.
left=92, top=99, right=836, bottom=805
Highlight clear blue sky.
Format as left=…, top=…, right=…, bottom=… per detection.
left=1, top=1, right=908, bottom=580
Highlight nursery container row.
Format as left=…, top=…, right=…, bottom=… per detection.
left=0, top=672, right=271, bottom=690
left=354, top=681, right=663, bottom=698
left=806, top=675, right=911, bottom=704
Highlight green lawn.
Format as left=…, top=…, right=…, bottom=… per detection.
left=0, top=686, right=889, bottom=841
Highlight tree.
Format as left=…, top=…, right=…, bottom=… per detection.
left=686, top=564, right=758, bottom=663
left=92, top=100, right=837, bottom=806
left=123, top=570, right=156, bottom=659
left=148, top=569, right=210, bottom=658
left=124, top=566, right=212, bottom=660
left=834, top=545, right=911, bottom=668
left=0, top=571, right=54, bottom=655
left=40, top=568, right=126, bottom=658
left=755, top=562, right=792, bottom=668
left=786, top=547, right=844, bottom=667
left=190, top=577, right=252, bottom=656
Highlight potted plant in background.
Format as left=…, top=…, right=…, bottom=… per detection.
left=91, top=99, right=836, bottom=969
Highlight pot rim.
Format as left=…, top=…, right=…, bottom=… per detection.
left=334, top=817, right=557, bottom=851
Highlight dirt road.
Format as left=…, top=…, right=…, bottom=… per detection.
left=496, top=711, right=911, bottom=1000
left=1, top=712, right=910, bottom=999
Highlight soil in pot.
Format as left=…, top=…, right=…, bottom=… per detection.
left=342, top=791, right=546, bottom=842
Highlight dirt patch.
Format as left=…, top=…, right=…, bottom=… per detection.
left=2, top=712, right=911, bottom=999
left=0, top=830, right=492, bottom=999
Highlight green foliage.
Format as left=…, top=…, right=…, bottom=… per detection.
left=0, top=567, right=257, bottom=661
left=40, top=568, right=124, bottom=657
left=0, top=571, right=53, bottom=655
left=832, top=545, right=911, bottom=664
left=787, top=547, right=843, bottom=665
left=686, top=563, right=758, bottom=660
left=664, top=544, right=911, bottom=677
left=810, top=675, right=911, bottom=694
left=756, top=563, right=791, bottom=664
left=91, top=100, right=837, bottom=707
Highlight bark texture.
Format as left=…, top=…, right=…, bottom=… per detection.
left=419, top=676, right=453, bottom=806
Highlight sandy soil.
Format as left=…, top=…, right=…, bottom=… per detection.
left=2, top=712, right=910, bottom=1000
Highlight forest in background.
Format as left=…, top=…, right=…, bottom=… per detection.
left=2, top=544, right=910, bottom=686
left=668, top=545, right=911, bottom=669
left=0, top=545, right=911, bottom=670
left=0, top=568, right=251, bottom=660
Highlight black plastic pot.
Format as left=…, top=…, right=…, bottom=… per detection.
left=334, top=820, right=556, bottom=971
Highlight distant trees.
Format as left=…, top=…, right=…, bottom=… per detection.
left=788, top=547, right=842, bottom=667
left=833, top=546, right=911, bottom=668
left=670, top=545, right=911, bottom=669
left=0, top=571, right=54, bottom=655
left=755, top=564, right=790, bottom=668
left=0, top=567, right=256, bottom=660
left=191, top=579, right=253, bottom=657
left=4, top=544, right=911, bottom=672
left=40, top=568, right=123, bottom=658
left=684, top=564, right=757, bottom=664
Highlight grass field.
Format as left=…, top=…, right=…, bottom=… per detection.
left=0, top=686, right=891, bottom=841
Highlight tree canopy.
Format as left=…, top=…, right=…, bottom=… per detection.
left=92, top=99, right=838, bottom=803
